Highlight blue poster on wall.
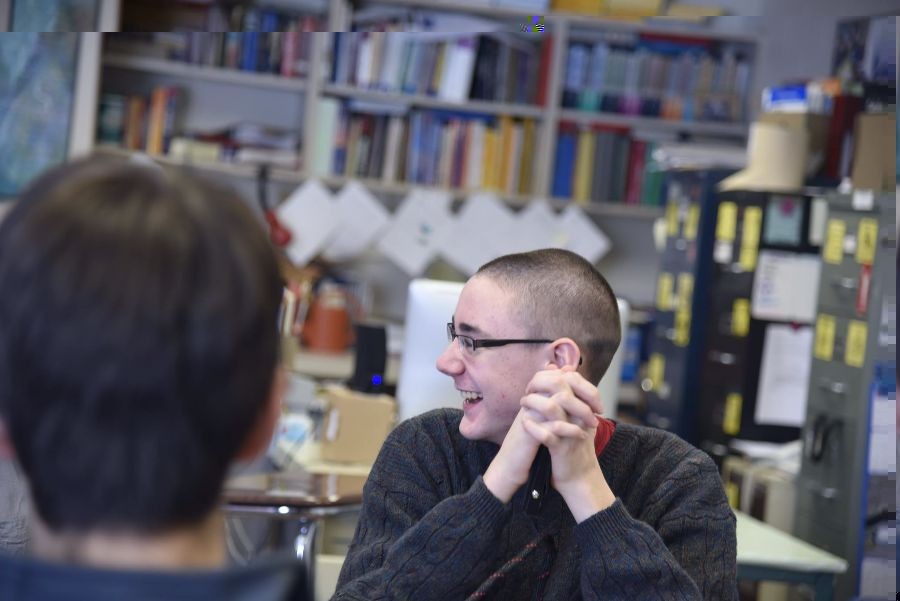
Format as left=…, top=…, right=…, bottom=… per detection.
left=0, top=33, right=79, bottom=198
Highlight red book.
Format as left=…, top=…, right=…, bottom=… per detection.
left=824, top=94, right=863, bottom=180
left=624, top=140, right=647, bottom=205
left=535, top=36, right=553, bottom=107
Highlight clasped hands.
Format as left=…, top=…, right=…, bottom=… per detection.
left=484, top=365, right=616, bottom=522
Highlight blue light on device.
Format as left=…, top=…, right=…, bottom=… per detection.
left=371, top=374, right=383, bottom=386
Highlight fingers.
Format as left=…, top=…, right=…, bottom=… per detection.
left=521, top=392, right=599, bottom=428
left=525, top=369, right=603, bottom=416
left=521, top=415, right=587, bottom=447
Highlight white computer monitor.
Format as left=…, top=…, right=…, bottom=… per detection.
left=396, top=279, right=465, bottom=423
left=395, top=278, right=629, bottom=423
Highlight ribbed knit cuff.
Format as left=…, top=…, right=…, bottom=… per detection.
left=573, top=498, right=634, bottom=546
left=467, top=476, right=512, bottom=524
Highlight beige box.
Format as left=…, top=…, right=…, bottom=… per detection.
left=320, top=385, right=396, bottom=464
left=851, top=112, right=896, bottom=193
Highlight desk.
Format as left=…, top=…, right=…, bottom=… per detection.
left=282, top=337, right=400, bottom=383
left=735, top=510, right=847, bottom=601
left=224, top=470, right=366, bottom=601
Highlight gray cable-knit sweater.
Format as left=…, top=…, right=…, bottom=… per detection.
left=333, top=409, right=737, bottom=600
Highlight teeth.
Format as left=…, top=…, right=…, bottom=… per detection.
left=458, top=390, right=482, bottom=402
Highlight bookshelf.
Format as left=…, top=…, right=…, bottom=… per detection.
left=90, top=5, right=757, bottom=221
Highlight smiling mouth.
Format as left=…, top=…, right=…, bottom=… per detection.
left=458, top=389, right=483, bottom=405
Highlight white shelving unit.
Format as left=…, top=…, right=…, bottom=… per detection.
left=556, top=108, right=749, bottom=138
left=92, top=6, right=757, bottom=223
left=103, top=53, right=309, bottom=92
left=322, top=83, right=546, bottom=119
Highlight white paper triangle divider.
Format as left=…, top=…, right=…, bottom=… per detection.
left=376, top=188, right=454, bottom=276
left=277, top=179, right=339, bottom=266
left=435, top=192, right=520, bottom=276
left=322, top=180, right=391, bottom=262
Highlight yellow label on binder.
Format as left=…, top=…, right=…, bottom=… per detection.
left=648, top=354, right=665, bottom=390
left=845, top=320, right=868, bottom=368
left=725, top=481, right=739, bottom=509
left=674, top=309, right=691, bottom=347
left=739, top=206, right=762, bottom=270
left=666, top=201, right=680, bottom=238
left=676, top=273, right=694, bottom=311
left=732, top=299, right=750, bottom=337
left=723, top=393, right=742, bottom=435
left=684, top=204, right=700, bottom=241
left=823, top=219, right=845, bottom=264
left=656, top=272, right=674, bottom=311
left=855, top=218, right=878, bottom=265
left=814, top=314, right=836, bottom=361
left=716, top=201, right=738, bottom=241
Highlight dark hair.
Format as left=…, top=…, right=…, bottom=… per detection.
left=476, top=249, right=621, bottom=384
left=0, top=156, right=284, bottom=533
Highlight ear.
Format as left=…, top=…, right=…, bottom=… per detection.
left=235, top=366, right=286, bottom=461
left=547, top=337, right=581, bottom=371
left=0, top=419, right=14, bottom=460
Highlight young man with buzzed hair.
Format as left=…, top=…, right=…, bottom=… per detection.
left=335, top=249, right=737, bottom=600
left=0, top=156, right=308, bottom=600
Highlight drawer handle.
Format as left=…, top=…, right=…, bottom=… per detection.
left=830, top=277, right=857, bottom=291
left=802, top=480, right=839, bottom=500
left=710, top=351, right=736, bottom=365
left=817, top=379, right=847, bottom=395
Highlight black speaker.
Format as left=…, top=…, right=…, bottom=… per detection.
left=347, top=323, right=387, bottom=394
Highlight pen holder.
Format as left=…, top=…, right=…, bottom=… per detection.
left=301, top=283, right=354, bottom=353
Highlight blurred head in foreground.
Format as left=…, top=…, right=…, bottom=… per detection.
left=0, top=155, right=285, bottom=569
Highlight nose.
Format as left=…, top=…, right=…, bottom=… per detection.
left=436, top=340, right=464, bottom=376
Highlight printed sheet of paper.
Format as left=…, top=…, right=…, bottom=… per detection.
left=751, top=251, right=821, bottom=322
left=868, top=390, right=896, bottom=474
left=376, top=188, right=453, bottom=276
left=436, top=192, right=520, bottom=276
left=277, top=179, right=338, bottom=266
left=754, top=324, right=813, bottom=427
left=556, top=204, right=612, bottom=263
left=322, top=181, right=391, bottom=262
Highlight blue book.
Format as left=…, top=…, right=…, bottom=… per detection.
left=241, top=9, right=260, bottom=72
left=551, top=131, right=576, bottom=198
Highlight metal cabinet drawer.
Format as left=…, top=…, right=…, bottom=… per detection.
left=805, top=358, right=865, bottom=420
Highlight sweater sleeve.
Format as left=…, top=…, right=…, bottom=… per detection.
left=332, top=424, right=510, bottom=601
left=575, top=450, right=738, bottom=600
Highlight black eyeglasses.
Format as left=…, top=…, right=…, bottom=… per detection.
left=447, top=322, right=553, bottom=353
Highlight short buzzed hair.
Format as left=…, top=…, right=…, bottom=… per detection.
left=476, top=249, right=620, bottom=384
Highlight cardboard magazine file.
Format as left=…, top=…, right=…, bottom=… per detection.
left=319, top=385, right=397, bottom=464
left=850, top=112, right=896, bottom=193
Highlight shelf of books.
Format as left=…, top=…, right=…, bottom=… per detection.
left=558, top=33, right=753, bottom=133
left=329, top=31, right=546, bottom=109
left=314, top=97, right=541, bottom=197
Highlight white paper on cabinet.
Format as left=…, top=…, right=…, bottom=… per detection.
left=751, top=251, right=821, bottom=322
left=754, top=324, right=813, bottom=427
